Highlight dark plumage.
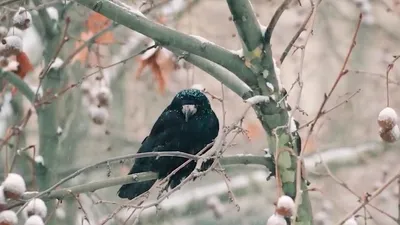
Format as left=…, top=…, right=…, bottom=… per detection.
left=118, top=88, right=219, bottom=199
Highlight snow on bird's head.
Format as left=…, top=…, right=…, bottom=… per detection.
left=171, top=88, right=211, bottom=111
left=0, top=210, right=18, bottom=225
left=23, top=198, right=47, bottom=220
left=2, top=173, right=26, bottom=198
left=24, top=215, right=44, bottom=225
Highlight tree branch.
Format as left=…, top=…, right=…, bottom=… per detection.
left=169, top=47, right=253, bottom=98
left=74, top=0, right=257, bottom=86
left=226, top=0, right=263, bottom=52
left=0, top=70, right=36, bottom=105
left=264, top=0, right=292, bottom=44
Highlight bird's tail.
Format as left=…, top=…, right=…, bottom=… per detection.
left=117, top=164, right=156, bottom=200
left=117, top=180, right=156, bottom=200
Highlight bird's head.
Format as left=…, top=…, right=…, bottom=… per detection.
left=170, top=88, right=211, bottom=122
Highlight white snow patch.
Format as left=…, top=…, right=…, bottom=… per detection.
left=0, top=210, right=18, bottom=225
left=23, top=198, right=47, bottom=220
left=46, top=7, right=59, bottom=21
left=266, top=213, right=287, bottom=225
left=244, top=95, right=270, bottom=105
left=2, top=173, right=26, bottom=196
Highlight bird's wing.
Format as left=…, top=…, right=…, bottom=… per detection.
left=136, top=109, right=182, bottom=154
left=148, top=108, right=182, bottom=137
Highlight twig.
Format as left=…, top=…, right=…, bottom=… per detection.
left=32, top=151, right=203, bottom=199
left=215, top=163, right=240, bottom=211
left=264, top=0, right=292, bottom=45
left=398, top=177, right=400, bottom=224
left=291, top=0, right=318, bottom=222
left=280, top=3, right=315, bottom=64
left=0, top=0, right=21, bottom=7
left=336, top=169, right=400, bottom=225
left=34, top=44, right=158, bottom=107
left=69, top=191, right=91, bottom=225
left=302, top=13, right=363, bottom=152
left=44, top=199, right=60, bottom=224
left=349, top=69, right=400, bottom=85
left=60, top=23, right=117, bottom=69
left=385, top=55, right=400, bottom=107
left=298, top=89, right=361, bottom=130
left=35, top=17, right=71, bottom=101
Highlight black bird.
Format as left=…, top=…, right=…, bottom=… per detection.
left=118, top=88, right=220, bottom=199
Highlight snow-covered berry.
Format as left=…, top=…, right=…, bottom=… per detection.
left=343, top=217, right=358, bottom=225
left=22, top=198, right=47, bottom=220
left=0, top=36, right=23, bottom=57
left=0, top=210, right=18, bottom=225
left=314, top=211, right=329, bottom=225
left=379, top=125, right=400, bottom=143
left=95, top=86, right=112, bottom=107
left=80, top=81, right=91, bottom=95
left=13, top=7, right=32, bottom=30
left=24, top=215, right=44, bottom=225
left=378, top=107, right=397, bottom=130
left=191, top=84, right=205, bottom=92
left=55, top=208, right=66, bottom=220
left=276, top=195, right=295, bottom=216
left=2, top=173, right=26, bottom=199
left=266, top=213, right=287, bottom=225
left=89, top=105, right=109, bottom=125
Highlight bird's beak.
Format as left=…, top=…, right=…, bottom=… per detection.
left=182, top=104, right=197, bottom=122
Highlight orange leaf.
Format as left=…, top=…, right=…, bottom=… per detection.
left=302, top=135, right=318, bottom=154
left=86, top=12, right=111, bottom=33
left=245, top=122, right=263, bottom=140
left=134, top=59, right=149, bottom=79
left=95, top=31, right=115, bottom=44
left=149, top=61, right=166, bottom=94
left=15, top=51, right=33, bottom=79
left=72, top=31, right=92, bottom=64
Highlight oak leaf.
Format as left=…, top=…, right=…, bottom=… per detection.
left=134, top=45, right=176, bottom=94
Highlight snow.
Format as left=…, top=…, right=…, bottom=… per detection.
left=276, top=195, right=295, bottom=215
left=0, top=210, right=18, bottom=225
left=343, top=217, right=358, bottom=225
left=13, top=7, right=32, bottom=29
left=46, top=7, right=59, bottom=22
left=24, top=215, right=44, bottom=225
left=266, top=214, right=287, bottom=225
left=50, top=58, right=64, bottom=70
left=23, top=198, right=47, bottom=220
left=2, top=173, right=26, bottom=196
left=244, top=95, right=270, bottom=105
left=2, top=35, right=23, bottom=51
left=190, top=35, right=216, bottom=45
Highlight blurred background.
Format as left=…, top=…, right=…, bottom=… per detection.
left=1, top=0, right=400, bottom=224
